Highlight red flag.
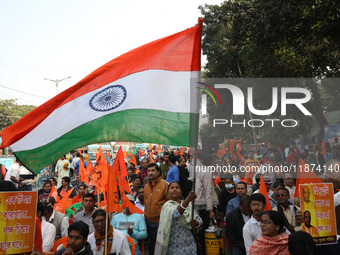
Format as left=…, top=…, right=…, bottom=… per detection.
left=129, top=154, right=137, bottom=166
left=79, top=159, right=89, bottom=186
left=54, top=188, right=74, bottom=214
left=266, top=142, right=270, bottom=148
left=114, top=147, right=131, bottom=193
left=49, top=184, right=60, bottom=203
left=294, top=159, right=323, bottom=198
left=214, top=175, right=223, bottom=186
left=106, top=164, right=121, bottom=213
left=91, top=146, right=108, bottom=192
left=86, top=160, right=93, bottom=176
left=320, top=139, right=326, bottom=155
left=121, top=191, right=145, bottom=214
left=258, top=175, right=272, bottom=212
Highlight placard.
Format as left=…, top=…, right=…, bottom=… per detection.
left=300, top=183, right=337, bottom=245
left=0, top=191, right=37, bottom=254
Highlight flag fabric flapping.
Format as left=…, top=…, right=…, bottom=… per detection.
left=113, top=147, right=131, bottom=194
left=79, top=159, right=89, bottom=187
left=0, top=19, right=203, bottom=174
left=258, top=175, right=272, bottom=212
left=294, top=159, right=323, bottom=198
left=106, top=164, right=121, bottom=213
left=91, top=147, right=108, bottom=192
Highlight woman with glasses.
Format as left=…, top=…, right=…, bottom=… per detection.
left=249, top=210, right=289, bottom=255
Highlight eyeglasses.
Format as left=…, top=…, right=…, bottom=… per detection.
left=276, top=194, right=288, bottom=197
left=260, top=220, right=272, bottom=225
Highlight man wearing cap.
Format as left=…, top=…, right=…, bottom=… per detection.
left=111, top=194, right=147, bottom=255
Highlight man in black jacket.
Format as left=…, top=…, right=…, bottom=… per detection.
left=225, top=195, right=251, bottom=255
left=55, top=221, right=93, bottom=255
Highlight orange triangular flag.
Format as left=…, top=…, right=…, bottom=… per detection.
left=114, top=147, right=131, bottom=193
left=214, top=175, right=222, bottom=186
left=86, top=160, right=93, bottom=176
left=106, top=164, right=121, bottom=213
left=149, top=143, right=153, bottom=151
left=129, top=154, right=137, bottom=166
left=121, top=191, right=145, bottom=214
left=108, top=150, right=111, bottom=159
left=294, top=159, right=323, bottom=197
left=258, top=175, right=271, bottom=212
left=79, top=159, right=89, bottom=186
left=320, top=140, right=326, bottom=155
left=54, top=188, right=74, bottom=214
left=91, top=147, right=108, bottom=192
left=49, top=184, right=60, bottom=203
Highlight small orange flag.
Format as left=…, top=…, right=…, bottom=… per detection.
left=114, top=147, right=131, bottom=193
left=120, top=191, right=145, bottom=214
left=49, top=184, right=60, bottom=203
left=34, top=217, right=43, bottom=254
left=106, top=164, right=121, bottom=213
left=79, top=159, right=89, bottom=187
left=258, top=175, right=272, bottom=212
left=129, top=154, right=137, bottom=166
left=92, top=147, right=108, bottom=193
left=86, top=160, right=93, bottom=176
left=320, top=139, right=326, bottom=155
left=266, top=142, right=270, bottom=148
left=294, top=159, right=323, bottom=198
left=54, top=188, right=74, bottom=214
left=108, top=150, right=111, bottom=159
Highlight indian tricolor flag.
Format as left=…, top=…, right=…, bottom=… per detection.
left=0, top=19, right=203, bottom=174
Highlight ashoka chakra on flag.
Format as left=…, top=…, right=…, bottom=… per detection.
left=90, top=85, right=127, bottom=111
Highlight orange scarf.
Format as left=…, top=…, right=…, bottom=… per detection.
left=250, top=233, right=289, bottom=255
left=94, top=224, right=113, bottom=255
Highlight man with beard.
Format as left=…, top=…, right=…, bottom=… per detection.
left=55, top=221, right=93, bottom=255
left=134, top=185, right=145, bottom=212
left=38, top=180, right=52, bottom=201
left=160, top=151, right=170, bottom=179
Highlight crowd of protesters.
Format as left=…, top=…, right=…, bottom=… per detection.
left=0, top=141, right=340, bottom=255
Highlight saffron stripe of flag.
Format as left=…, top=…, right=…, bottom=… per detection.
left=0, top=19, right=203, bottom=174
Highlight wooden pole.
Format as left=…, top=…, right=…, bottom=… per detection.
left=105, top=211, right=108, bottom=254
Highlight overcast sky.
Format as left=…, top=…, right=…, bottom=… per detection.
left=0, top=0, right=222, bottom=106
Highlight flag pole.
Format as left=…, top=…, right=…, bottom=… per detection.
left=105, top=211, right=108, bottom=254
left=191, top=146, right=198, bottom=220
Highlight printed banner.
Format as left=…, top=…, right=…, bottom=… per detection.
left=0, top=191, right=37, bottom=254
left=300, top=183, right=337, bottom=245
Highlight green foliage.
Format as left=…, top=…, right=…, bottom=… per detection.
left=0, top=99, right=36, bottom=131
left=199, top=0, right=339, bottom=147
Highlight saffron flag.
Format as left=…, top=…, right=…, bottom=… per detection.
left=54, top=187, right=74, bottom=214
left=79, top=159, right=89, bottom=187
left=120, top=190, right=145, bottom=214
left=49, top=184, right=60, bottom=203
left=0, top=19, right=203, bottom=174
left=258, top=175, right=272, bottom=212
left=86, top=159, right=93, bottom=176
left=106, top=164, right=121, bottom=213
left=294, top=159, right=323, bottom=198
left=129, top=154, right=137, bottom=166
left=91, top=147, right=108, bottom=192
left=114, top=147, right=131, bottom=193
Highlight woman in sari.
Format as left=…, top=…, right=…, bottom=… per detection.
left=155, top=181, right=202, bottom=255
left=250, top=210, right=289, bottom=255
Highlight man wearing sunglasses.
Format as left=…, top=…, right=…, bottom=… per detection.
left=273, top=187, right=303, bottom=233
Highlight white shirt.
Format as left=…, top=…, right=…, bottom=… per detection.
left=42, top=211, right=69, bottom=238
left=186, top=161, right=194, bottom=181
left=241, top=213, right=250, bottom=224
left=88, top=229, right=131, bottom=255
left=41, top=220, right=56, bottom=252
left=134, top=199, right=145, bottom=212
left=5, top=162, right=21, bottom=187
left=335, top=191, right=340, bottom=207
left=242, top=215, right=262, bottom=255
